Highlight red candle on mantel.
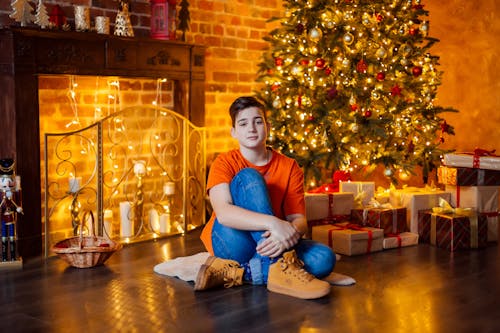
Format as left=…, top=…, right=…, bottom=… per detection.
left=150, top=0, right=177, bottom=40
left=49, top=5, right=66, bottom=29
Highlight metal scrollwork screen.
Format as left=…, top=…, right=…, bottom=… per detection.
left=43, top=106, right=206, bottom=257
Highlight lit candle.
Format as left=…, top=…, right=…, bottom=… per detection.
left=119, top=201, right=134, bottom=238
left=149, top=208, right=159, bottom=232
left=68, top=176, right=82, bottom=193
left=103, top=209, right=113, bottom=240
left=163, top=182, right=175, bottom=196
left=159, top=213, right=170, bottom=233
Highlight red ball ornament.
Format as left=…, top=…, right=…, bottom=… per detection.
left=326, top=87, right=338, bottom=101
left=412, top=66, right=422, bottom=77
left=274, top=57, right=284, bottom=67
left=350, top=104, right=358, bottom=111
left=391, top=85, right=402, bottom=96
left=364, top=110, right=372, bottom=118
left=315, top=58, right=326, bottom=69
left=375, top=13, right=383, bottom=22
left=296, top=23, right=305, bottom=34
left=409, top=27, right=419, bottom=36
left=324, top=67, right=332, bottom=75
left=300, top=59, right=310, bottom=66
left=356, top=59, right=368, bottom=73
left=376, top=72, right=385, bottom=81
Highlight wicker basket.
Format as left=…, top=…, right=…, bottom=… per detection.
left=52, top=211, right=123, bottom=268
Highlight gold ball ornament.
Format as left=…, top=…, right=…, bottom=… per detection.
left=272, top=98, right=282, bottom=109
left=343, top=32, right=354, bottom=45
left=371, top=90, right=381, bottom=100
left=321, top=12, right=335, bottom=29
left=398, top=170, right=410, bottom=181
left=308, top=28, right=323, bottom=42
left=376, top=47, right=387, bottom=58
left=384, top=168, right=394, bottom=177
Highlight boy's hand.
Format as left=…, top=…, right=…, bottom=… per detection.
left=256, top=219, right=301, bottom=258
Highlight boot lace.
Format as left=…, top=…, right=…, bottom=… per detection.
left=211, top=262, right=241, bottom=288
left=280, top=252, right=315, bottom=282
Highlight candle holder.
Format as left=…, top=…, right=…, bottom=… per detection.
left=131, top=160, right=147, bottom=236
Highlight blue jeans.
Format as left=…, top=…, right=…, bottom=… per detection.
left=211, top=168, right=336, bottom=284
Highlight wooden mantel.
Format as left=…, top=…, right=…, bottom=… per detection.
left=0, top=28, right=205, bottom=260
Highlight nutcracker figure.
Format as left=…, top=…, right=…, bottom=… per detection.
left=0, top=158, right=23, bottom=261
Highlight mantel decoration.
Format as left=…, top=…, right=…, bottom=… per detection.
left=150, top=0, right=177, bottom=40
left=9, top=0, right=35, bottom=27
left=0, top=158, right=23, bottom=265
left=114, top=0, right=134, bottom=37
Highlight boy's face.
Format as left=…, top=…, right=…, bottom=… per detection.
left=231, top=107, right=269, bottom=149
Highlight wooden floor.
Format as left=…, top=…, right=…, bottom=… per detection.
left=1, top=228, right=499, bottom=333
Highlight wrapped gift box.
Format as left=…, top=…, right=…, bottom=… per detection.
left=383, top=232, right=419, bottom=249
left=437, top=166, right=500, bottom=186
left=418, top=210, right=488, bottom=251
left=445, top=185, right=498, bottom=242
left=311, top=222, right=384, bottom=256
left=305, top=192, right=354, bottom=227
left=389, top=188, right=451, bottom=234
left=339, top=181, right=375, bottom=208
left=351, top=207, right=407, bottom=235
left=443, top=151, right=500, bottom=171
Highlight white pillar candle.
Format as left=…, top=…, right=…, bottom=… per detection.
left=95, top=16, right=110, bottom=34
left=159, top=213, right=170, bottom=233
left=149, top=208, right=160, bottom=232
left=163, top=182, right=175, bottom=196
left=74, top=5, right=90, bottom=32
left=75, top=6, right=90, bottom=31
left=119, top=201, right=134, bottom=238
left=69, top=176, right=82, bottom=193
left=103, top=209, right=113, bottom=240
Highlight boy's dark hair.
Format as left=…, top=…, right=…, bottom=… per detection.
left=229, top=96, right=266, bottom=127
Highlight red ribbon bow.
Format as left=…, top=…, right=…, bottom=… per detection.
left=466, top=148, right=498, bottom=168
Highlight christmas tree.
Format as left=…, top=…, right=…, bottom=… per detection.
left=10, top=0, right=35, bottom=27
left=34, top=0, right=50, bottom=29
left=256, top=0, right=457, bottom=186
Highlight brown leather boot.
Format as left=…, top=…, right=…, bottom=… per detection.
left=194, top=256, right=244, bottom=291
left=267, top=250, right=331, bottom=299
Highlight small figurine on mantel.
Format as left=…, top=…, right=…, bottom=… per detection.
left=114, top=0, right=135, bottom=37
left=0, top=158, right=23, bottom=262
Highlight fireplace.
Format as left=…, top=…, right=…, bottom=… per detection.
left=0, top=28, right=206, bottom=259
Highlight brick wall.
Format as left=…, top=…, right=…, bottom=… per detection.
left=1, top=1, right=499, bottom=186
left=1, top=0, right=281, bottom=165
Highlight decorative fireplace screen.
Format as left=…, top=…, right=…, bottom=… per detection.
left=43, top=105, right=206, bottom=257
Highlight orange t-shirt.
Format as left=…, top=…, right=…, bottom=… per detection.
left=200, top=148, right=305, bottom=254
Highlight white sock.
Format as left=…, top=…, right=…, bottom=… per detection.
left=323, top=272, right=356, bottom=286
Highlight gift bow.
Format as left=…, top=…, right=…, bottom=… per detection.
left=463, top=148, right=498, bottom=168
left=430, top=197, right=479, bottom=249
left=431, top=197, right=474, bottom=216
left=367, top=197, right=393, bottom=209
